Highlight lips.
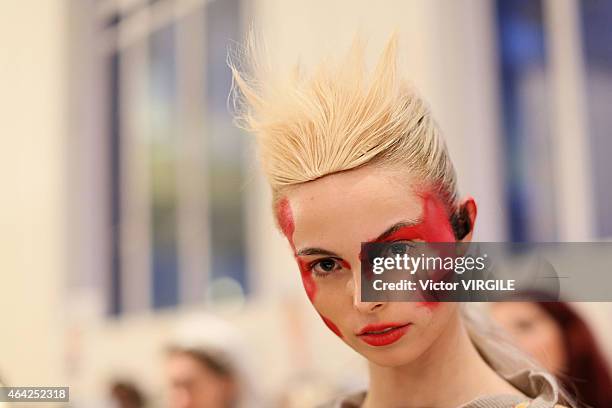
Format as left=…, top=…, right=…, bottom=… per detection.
left=357, top=322, right=412, bottom=346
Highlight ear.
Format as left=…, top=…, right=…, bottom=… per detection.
left=452, top=196, right=477, bottom=242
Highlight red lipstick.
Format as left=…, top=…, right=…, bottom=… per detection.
left=357, top=322, right=412, bottom=346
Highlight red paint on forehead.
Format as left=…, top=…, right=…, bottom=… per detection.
left=359, top=192, right=455, bottom=266
left=362, top=192, right=454, bottom=307
left=276, top=197, right=295, bottom=239
left=406, top=194, right=454, bottom=307
left=371, top=193, right=455, bottom=243
left=320, top=315, right=343, bottom=338
left=276, top=197, right=318, bottom=302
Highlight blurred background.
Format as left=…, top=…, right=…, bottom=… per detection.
left=1, top=0, right=611, bottom=406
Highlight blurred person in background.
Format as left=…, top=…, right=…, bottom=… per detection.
left=165, top=314, right=259, bottom=408
left=109, top=380, right=147, bottom=408
left=166, top=346, right=238, bottom=408
left=491, top=302, right=612, bottom=408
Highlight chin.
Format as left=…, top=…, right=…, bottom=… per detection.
left=352, top=341, right=425, bottom=367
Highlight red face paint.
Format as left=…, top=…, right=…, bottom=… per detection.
left=373, top=193, right=455, bottom=243
left=320, top=314, right=343, bottom=338
left=276, top=197, right=294, bottom=239
left=276, top=198, right=344, bottom=338
left=298, top=257, right=317, bottom=302
left=418, top=302, right=440, bottom=310
left=275, top=198, right=317, bottom=302
left=361, top=192, right=456, bottom=307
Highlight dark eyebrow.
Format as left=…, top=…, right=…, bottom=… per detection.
left=295, top=219, right=421, bottom=256
left=295, top=248, right=340, bottom=257
left=368, top=220, right=421, bottom=243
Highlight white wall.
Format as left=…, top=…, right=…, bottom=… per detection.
left=0, top=0, right=69, bottom=392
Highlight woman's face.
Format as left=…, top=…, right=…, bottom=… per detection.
left=490, top=302, right=567, bottom=374
left=166, top=351, right=236, bottom=408
left=276, top=165, right=470, bottom=367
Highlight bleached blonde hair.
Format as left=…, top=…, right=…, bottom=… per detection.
left=230, top=34, right=458, bottom=209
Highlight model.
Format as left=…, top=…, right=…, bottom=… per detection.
left=230, top=34, right=570, bottom=408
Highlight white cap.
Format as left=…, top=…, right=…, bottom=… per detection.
left=168, top=313, right=260, bottom=407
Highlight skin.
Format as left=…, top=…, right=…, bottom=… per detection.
left=277, top=165, right=524, bottom=407
left=166, top=351, right=236, bottom=408
left=490, top=302, right=567, bottom=375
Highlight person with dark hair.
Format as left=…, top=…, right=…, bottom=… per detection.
left=491, top=302, right=612, bottom=408
left=166, top=347, right=238, bottom=408
left=109, top=380, right=146, bottom=408
left=165, top=314, right=257, bottom=408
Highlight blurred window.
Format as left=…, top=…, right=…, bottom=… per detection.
left=149, top=24, right=180, bottom=309
left=580, top=1, right=612, bottom=238
left=495, top=0, right=558, bottom=241
left=204, top=0, right=249, bottom=292
left=101, top=0, right=247, bottom=316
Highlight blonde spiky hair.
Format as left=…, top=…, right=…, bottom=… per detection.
left=229, top=34, right=459, bottom=207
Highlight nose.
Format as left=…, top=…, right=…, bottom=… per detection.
left=348, top=272, right=386, bottom=314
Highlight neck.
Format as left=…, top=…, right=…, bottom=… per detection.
left=363, top=311, right=519, bottom=408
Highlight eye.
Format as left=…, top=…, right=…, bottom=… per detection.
left=382, top=241, right=415, bottom=258
left=310, top=258, right=344, bottom=277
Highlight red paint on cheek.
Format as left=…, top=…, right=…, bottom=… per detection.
left=418, top=302, right=440, bottom=310
left=339, top=260, right=352, bottom=270
left=297, top=257, right=317, bottom=302
left=276, top=200, right=342, bottom=337
left=276, top=198, right=318, bottom=302
left=320, top=315, right=343, bottom=338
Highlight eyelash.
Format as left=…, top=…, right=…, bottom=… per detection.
left=383, top=240, right=416, bottom=256
left=306, top=241, right=416, bottom=277
left=307, top=258, right=345, bottom=278
left=365, top=240, right=416, bottom=262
